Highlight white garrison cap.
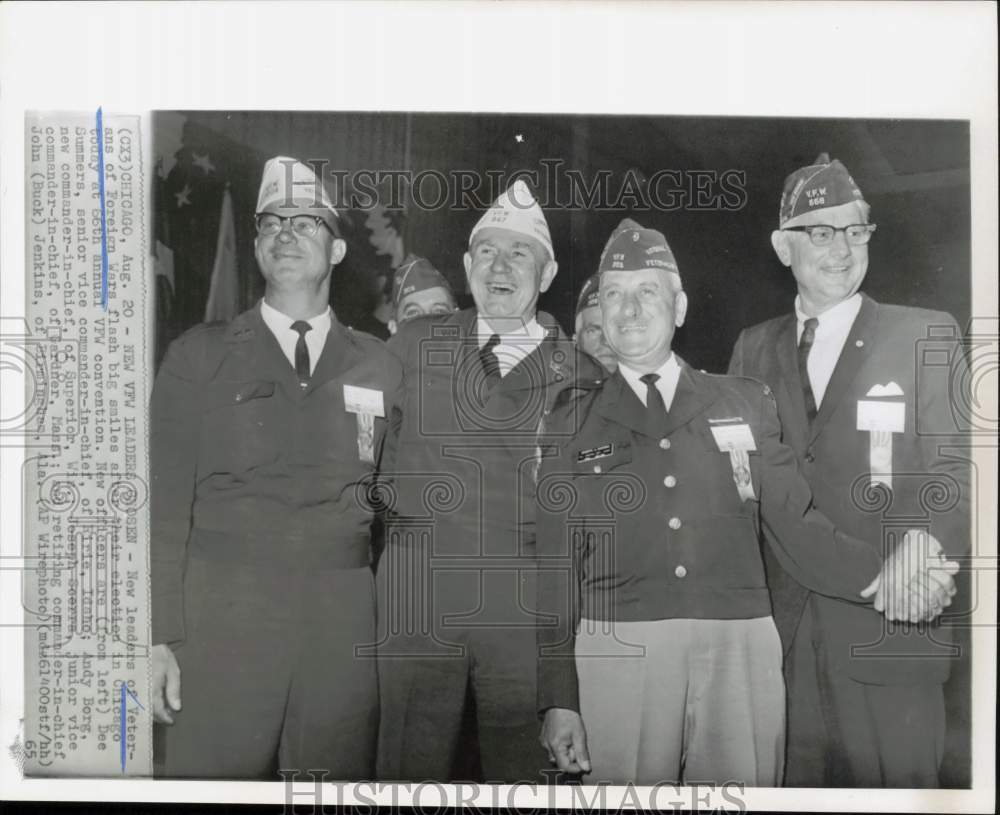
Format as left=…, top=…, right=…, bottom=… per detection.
left=469, top=179, right=553, bottom=260
left=256, top=156, right=339, bottom=218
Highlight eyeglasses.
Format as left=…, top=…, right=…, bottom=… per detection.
left=255, top=213, right=333, bottom=238
left=782, top=223, right=877, bottom=247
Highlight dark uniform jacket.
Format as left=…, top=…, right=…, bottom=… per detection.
left=535, top=359, right=886, bottom=714
left=150, top=302, right=402, bottom=645
left=380, top=307, right=603, bottom=620
left=729, top=293, right=971, bottom=685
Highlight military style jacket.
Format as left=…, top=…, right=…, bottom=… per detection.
left=535, top=359, right=885, bottom=714
left=729, top=294, right=971, bottom=685
left=150, top=302, right=402, bottom=646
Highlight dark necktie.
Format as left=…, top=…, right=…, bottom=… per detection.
left=291, top=320, right=312, bottom=386
left=480, top=333, right=502, bottom=395
left=639, top=372, right=667, bottom=435
left=798, top=317, right=819, bottom=422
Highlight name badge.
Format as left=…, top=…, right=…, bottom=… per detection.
left=857, top=400, right=905, bottom=433
left=857, top=398, right=904, bottom=490
left=343, top=385, right=385, bottom=418
left=344, top=385, right=383, bottom=464
left=709, top=423, right=757, bottom=452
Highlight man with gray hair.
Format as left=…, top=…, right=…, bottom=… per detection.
left=536, top=218, right=958, bottom=786
left=377, top=180, right=602, bottom=782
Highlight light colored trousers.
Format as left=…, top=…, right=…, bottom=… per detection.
left=576, top=616, right=785, bottom=786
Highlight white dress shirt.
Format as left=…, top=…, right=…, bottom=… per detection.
left=475, top=315, right=546, bottom=377
left=795, top=293, right=863, bottom=407
left=260, top=298, right=332, bottom=376
left=619, top=352, right=682, bottom=411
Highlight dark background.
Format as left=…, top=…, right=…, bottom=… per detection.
left=153, top=112, right=970, bottom=370
left=152, top=111, right=972, bottom=787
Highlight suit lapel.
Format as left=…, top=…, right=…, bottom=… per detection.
left=809, top=294, right=877, bottom=444
left=224, top=303, right=302, bottom=397
left=308, top=317, right=366, bottom=393
left=663, top=363, right=721, bottom=437
left=497, top=312, right=571, bottom=398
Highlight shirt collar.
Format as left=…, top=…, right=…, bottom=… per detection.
left=619, top=352, right=682, bottom=410
left=260, top=298, right=333, bottom=335
left=794, top=292, right=863, bottom=333
left=475, top=314, right=544, bottom=347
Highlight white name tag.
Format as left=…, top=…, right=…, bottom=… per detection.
left=343, top=385, right=385, bottom=418
left=857, top=400, right=905, bottom=433
left=709, top=423, right=757, bottom=452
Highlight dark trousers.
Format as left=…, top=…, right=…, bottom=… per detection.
left=155, top=558, right=378, bottom=779
left=374, top=556, right=546, bottom=783
left=784, top=602, right=946, bottom=788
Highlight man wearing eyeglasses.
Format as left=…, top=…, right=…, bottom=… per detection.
left=728, top=155, right=970, bottom=787
left=149, top=156, right=401, bottom=778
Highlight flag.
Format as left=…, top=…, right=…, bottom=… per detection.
left=204, top=186, right=240, bottom=323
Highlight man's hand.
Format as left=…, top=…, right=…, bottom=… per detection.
left=151, top=643, right=182, bottom=724
left=861, top=530, right=959, bottom=622
left=540, top=707, right=591, bottom=774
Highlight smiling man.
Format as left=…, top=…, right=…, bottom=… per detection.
left=535, top=218, right=957, bottom=786
left=376, top=181, right=602, bottom=783
left=728, top=155, right=971, bottom=787
left=149, top=157, right=401, bottom=778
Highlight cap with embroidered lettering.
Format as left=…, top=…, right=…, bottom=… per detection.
left=778, top=153, right=866, bottom=226
left=469, top=179, right=554, bottom=261
left=391, top=254, right=453, bottom=309
left=596, top=218, right=680, bottom=279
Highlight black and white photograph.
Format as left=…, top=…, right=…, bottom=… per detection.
left=0, top=2, right=996, bottom=813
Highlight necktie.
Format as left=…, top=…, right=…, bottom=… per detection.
left=639, top=372, right=666, bottom=435
left=291, top=320, right=312, bottom=386
left=480, top=333, right=502, bottom=396
left=798, top=317, right=819, bottom=422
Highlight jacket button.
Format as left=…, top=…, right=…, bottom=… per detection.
left=593, top=464, right=602, bottom=474
left=663, top=475, right=677, bottom=488
left=805, top=452, right=815, bottom=463
left=668, top=517, right=682, bottom=530
left=659, top=438, right=671, bottom=450
left=674, top=565, right=687, bottom=578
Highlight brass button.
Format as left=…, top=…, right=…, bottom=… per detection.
left=674, top=565, right=687, bottom=578
left=593, top=465, right=602, bottom=474
left=663, top=475, right=677, bottom=488
left=659, top=438, right=671, bottom=450
left=668, top=517, right=682, bottom=530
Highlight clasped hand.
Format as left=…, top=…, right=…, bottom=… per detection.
left=860, top=529, right=958, bottom=622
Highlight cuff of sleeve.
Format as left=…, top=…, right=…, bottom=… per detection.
left=538, top=657, right=580, bottom=717
left=151, top=588, right=186, bottom=647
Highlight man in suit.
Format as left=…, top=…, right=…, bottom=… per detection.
left=573, top=273, right=618, bottom=373
left=149, top=156, right=402, bottom=778
left=536, top=219, right=957, bottom=786
left=728, top=155, right=970, bottom=787
left=376, top=180, right=603, bottom=782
